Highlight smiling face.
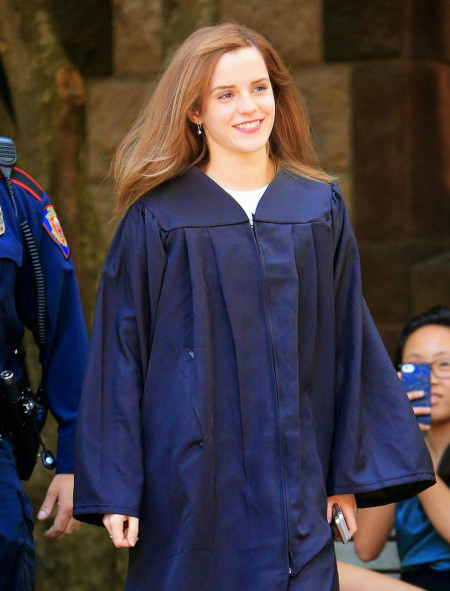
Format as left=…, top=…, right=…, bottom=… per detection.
left=402, top=325, right=450, bottom=426
left=194, top=46, right=276, bottom=165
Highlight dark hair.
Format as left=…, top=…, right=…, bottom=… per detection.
left=395, top=305, right=450, bottom=367
left=396, top=305, right=450, bottom=485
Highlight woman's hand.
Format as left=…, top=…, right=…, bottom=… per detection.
left=397, top=372, right=431, bottom=431
left=103, top=513, right=139, bottom=548
left=326, top=493, right=357, bottom=539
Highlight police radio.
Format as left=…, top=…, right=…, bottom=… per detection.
left=0, top=136, right=18, bottom=215
left=1, top=370, right=56, bottom=479
left=0, top=136, right=16, bottom=235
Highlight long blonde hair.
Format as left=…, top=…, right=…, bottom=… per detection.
left=113, top=23, right=334, bottom=215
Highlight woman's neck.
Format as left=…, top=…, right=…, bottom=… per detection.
left=205, top=150, right=274, bottom=191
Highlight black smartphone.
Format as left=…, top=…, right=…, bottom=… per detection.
left=401, top=363, right=431, bottom=425
left=331, top=503, right=351, bottom=544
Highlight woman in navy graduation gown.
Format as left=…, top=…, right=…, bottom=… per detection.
left=73, top=23, right=435, bottom=591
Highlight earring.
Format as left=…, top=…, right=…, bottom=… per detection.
left=197, top=123, right=203, bottom=135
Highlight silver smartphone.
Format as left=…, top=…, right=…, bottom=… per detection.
left=332, top=503, right=351, bottom=544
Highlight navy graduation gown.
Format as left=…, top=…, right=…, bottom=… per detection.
left=74, top=167, right=434, bottom=591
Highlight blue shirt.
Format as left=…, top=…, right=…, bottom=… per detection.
left=0, top=167, right=88, bottom=473
left=396, top=487, right=450, bottom=572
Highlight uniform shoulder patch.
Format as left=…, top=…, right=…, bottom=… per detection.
left=43, top=204, right=70, bottom=259
left=11, top=167, right=45, bottom=202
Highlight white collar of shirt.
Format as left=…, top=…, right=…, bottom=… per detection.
left=225, top=185, right=268, bottom=224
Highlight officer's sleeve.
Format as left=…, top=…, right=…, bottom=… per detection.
left=27, top=192, right=88, bottom=474
left=73, top=202, right=166, bottom=525
left=326, top=185, right=435, bottom=506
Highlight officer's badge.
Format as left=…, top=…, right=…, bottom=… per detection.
left=43, top=204, right=70, bottom=259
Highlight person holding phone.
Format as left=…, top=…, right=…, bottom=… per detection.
left=73, top=23, right=434, bottom=591
left=354, top=306, right=450, bottom=591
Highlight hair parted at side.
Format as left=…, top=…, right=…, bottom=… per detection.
left=113, top=22, right=335, bottom=216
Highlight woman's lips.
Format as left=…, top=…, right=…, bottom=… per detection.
left=233, top=119, right=264, bottom=133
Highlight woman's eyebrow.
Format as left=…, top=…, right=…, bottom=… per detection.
left=210, top=77, right=270, bottom=94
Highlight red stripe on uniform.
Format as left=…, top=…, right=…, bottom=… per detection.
left=12, top=179, right=42, bottom=202
left=14, top=167, right=45, bottom=192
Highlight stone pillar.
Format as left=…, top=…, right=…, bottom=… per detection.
left=113, top=0, right=163, bottom=75
left=323, top=0, right=450, bottom=352
left=411, top=252, right=450, bottom=314
left=219, top=0, right=323, bottom=64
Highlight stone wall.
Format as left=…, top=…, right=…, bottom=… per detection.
left=2, top=1, right=449, bottom=589
left=84, top=0, right=449, bottom=351
left=324, top=0, right=450, bottom=350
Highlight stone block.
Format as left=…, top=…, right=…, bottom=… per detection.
left=359, top=242, right=411, bottom=324
left=113, top=0, right=162, bottom=75
left=53, top=0, right=112, bottom=76
left=352, top=62, right=408, bottom=240
left=323, top=0, right=402, bottom=61
left=408, top=64, right=450, bottom=240
left=86, top=78, right=155, bottom=181
left=410, top=0, right=450, bottom=62
left=358, top=241, right=447, bottom=324
left=352, top=62, right=450, bottom=241
left=162, top=0, right=219, bottom=59
left=0, top=96, right=17, bottom=142
left=89, top=181, right=120, bottom=248
left=219, top=0, right=322, bottom=65
left=294, top=64, right=352, bottom=172
left=411, top=251, right=450, bottom=313
left=377, top=323, right=404, bottom=361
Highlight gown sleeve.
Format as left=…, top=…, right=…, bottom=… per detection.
left=326, top=185, right=435, bottom=507
left=73, top=202, right=166, bottom=525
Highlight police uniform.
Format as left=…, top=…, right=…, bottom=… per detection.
left=0, top=167, right=88, bottom=591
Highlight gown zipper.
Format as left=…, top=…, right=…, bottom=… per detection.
left=251, top=216, right=297, bottom=578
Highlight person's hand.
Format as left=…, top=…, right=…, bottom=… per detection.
left=103, top=513, right=139, bottom=548
left=406, top=390, right=431, bottom=431
left=397, top=372, right=431, bottom=431
left=37, top=473, right=82, bottom=539
left=327, top=493, right=357, bottom=539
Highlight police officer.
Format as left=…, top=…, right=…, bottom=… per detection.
left=0, top=152, right=88, bottom=590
